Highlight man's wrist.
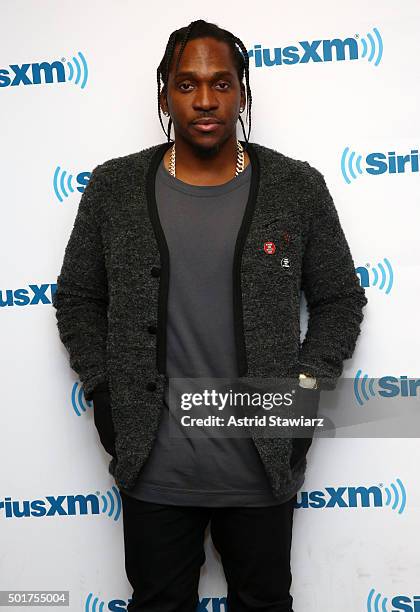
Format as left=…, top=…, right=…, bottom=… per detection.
left=298, top=372, right=318, bottom=389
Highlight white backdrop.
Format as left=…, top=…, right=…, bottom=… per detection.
left=1, top=1, right=419, bottom=610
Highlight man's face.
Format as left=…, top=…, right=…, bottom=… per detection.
left=160, top=36, right=246, bottom=151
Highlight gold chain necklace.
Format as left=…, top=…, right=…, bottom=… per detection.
left=168, top=139, right=245, bottom=178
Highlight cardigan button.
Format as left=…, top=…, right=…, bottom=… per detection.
left=147, top=324, right=157, bottom=334
left=146, top=381, right=157, bottom=391
left=150, top=266, right=161, bottom=277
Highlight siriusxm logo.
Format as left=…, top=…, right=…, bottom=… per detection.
left=354, top=372, right=420, bottom=406
left=0, top=283, right=56, bottom=307
left=368, top=588, right=420, bottom=611
left=53, top=166, right=90, bottom=203
left=0, top=486, right=121, bottom=521
left=341, top=147, right=419, bottom=183
left=85, top=593, right=228, bottom=611
left=356, top=258, right=393, bottom=294
left=296, top=479, right=406, bottom=514
left=0, top=52, right=88, bottom=89
left=248, top=27, right=382, bottom=68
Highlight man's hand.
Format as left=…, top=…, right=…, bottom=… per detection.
left=91, top=382, right=117, bottom=458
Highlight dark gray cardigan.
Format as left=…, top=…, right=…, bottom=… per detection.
left=52, top=140, right=368, bottom=500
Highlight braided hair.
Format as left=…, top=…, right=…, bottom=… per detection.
left=157, top=19, right=252, bottom=150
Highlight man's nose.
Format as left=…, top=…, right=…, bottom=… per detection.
left=192, top=85, right=219, bottom=110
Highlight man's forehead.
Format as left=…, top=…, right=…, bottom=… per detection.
left=174, top=69, right=235, bottom=79
left=170, top=38, right=234, bottom=72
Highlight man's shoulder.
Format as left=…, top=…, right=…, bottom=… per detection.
left=91, top=142, right=165, bottom=181
left=90, top=140, right=326, bottom=192
left=250, top=141, right=326, bottom=187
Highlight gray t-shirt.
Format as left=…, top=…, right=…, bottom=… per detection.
left=119, top=157, right=284, bottom=506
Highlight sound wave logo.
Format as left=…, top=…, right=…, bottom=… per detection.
left=53, top=166, right=76, bottom=202
left=85, top=592, right=106, bottom=612
left=358, top=27, right=383, bottom=66
left=354, top=369, right=377, bottom=406
left=98, top=485, right=122, bottom=521
left=341, top=146, right=364, bottom=184
left=71, top=381, right=92, bottom=416
left=382, top=478, right=406, bottom=515
left=369, top=257, right=393, bottom=294
left=356, top=258, right=394, bottom=294
left=66, top=51, right=89, bottom=88
left=367, top=587, right=389, bottom=612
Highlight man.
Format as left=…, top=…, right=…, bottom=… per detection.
left=52, top=19, right=368, bottom=612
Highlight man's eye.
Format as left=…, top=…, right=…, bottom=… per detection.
left=178, top=82, right=231, bottom=91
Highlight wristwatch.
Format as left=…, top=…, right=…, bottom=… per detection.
left=298, top=372, right=318, bottom=389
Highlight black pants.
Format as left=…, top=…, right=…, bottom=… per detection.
left=120, top=490, right=297, bottom=612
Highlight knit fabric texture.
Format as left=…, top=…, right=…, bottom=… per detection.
left=52, top=140, right=368, bottom=498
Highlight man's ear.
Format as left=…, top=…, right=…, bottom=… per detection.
left=160, top=89, right=168, bottom=115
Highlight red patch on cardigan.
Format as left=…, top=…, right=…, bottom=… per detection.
left=263, top=241, right=276, bottom=254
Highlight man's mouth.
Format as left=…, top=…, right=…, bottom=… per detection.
left=192, top=123, right=221, bottom=132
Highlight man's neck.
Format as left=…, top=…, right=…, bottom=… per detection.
left=162, top=139, right=250, bottom=187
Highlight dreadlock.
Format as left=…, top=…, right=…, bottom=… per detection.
left=157, top=19, right=252, bottom=150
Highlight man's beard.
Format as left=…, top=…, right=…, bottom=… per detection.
left=192, top=141, right=221, bottom=158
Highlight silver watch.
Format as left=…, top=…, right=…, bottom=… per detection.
left=298, top=372, right=318, bottom=389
